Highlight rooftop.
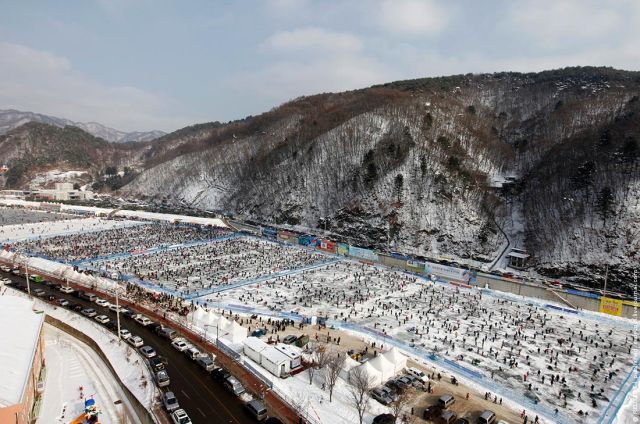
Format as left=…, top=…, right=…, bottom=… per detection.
left=0, top=296, right=44, bottom=407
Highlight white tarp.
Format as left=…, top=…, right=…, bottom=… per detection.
left=353, top=361, right=383, bottom=385
left=340, top=354, right=361, bottom=381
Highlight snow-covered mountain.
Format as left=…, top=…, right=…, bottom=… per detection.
left=125, top=67, right=640, bottom=292
left=0, top=109, right=165, bottom=143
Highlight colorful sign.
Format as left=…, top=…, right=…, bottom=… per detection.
left=349, top=246, right=379, bottom=262
left=425, top=261, right=477, bottom=285
left=261, top=227, right=278, bottom=240
left=599, top=297, right=623, bottom=316
left=298, top=235, right=319, bottom=247
left=318, top=239, right=336, bottom=253
left=336, top=243, right=349, bottom=256
left=277, top=230, right=298, bottom=244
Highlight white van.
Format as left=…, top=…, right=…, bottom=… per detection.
left=406, top=367, right=428, bottom=384
left=134, top=314, right=152, bottom=326
left=477, top=410, right=497, bottom=424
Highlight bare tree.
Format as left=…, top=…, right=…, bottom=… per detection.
left=307, top=341, right=330, bottom=385
left=325, top=351, right=346, bottom=402
left=390, top=387, right=416, bottom=423
left=348, top=365, right=373, bottom=424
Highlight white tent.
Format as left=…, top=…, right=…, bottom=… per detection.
left=368, top=354, right=396, bottom=381
left=227, top=320, right=248, bottom=343
left=354, top=361, right=383, bottom=385
left=205, top=310, right=219, bottom=326
left=340, top=355, right=361, bottom=381
left=382, top=347, right=407, bottom=373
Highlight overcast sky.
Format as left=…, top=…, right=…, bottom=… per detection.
left=1, top=0, right=638, bottom=132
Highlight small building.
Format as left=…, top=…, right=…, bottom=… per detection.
left=259, top=346, right=291, bottom=378
left=507, top=249, right=530, bottom=269
left=243, top=337, right=268, bottom=364
left=0, top=296, right=46, bottom=424
left=274, top=344, right=303, bottom=370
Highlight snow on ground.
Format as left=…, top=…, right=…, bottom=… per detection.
left=14, top=223, right=229, bottom=263
left=205, top=260, right=638, bottom=423
left=614, top=373, right=640, bottom=424
left=6, top=287, right=157, bottom=411
left=38, top=324, right=143, bottom=424
left=0, top=217, right=142, bottom=244
left=88, top=237, right=330, bottom=296
left=30, top=170, right=88, bottom=185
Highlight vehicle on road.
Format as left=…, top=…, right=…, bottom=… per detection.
left=78, top=292, right=97, bottom=302
left=134, top=314, right=152, bottom=326
left=95, top=315, right=110, bottom=324
left=211, top=367, right=231, bottom=382
left=127, top=335, right=144, bottom=348
left=81, top=308, right=98, bottom=318
left=184, top=347, right=202, bottom=361
left=57, top=298, right=70, bottom=306
left=171, top=409, right=192, bottom=424
left=60, top=286, right=75, bottom=294
left=245, top=399, right=267, bottom=421
left=196, top=355, right=215, bottom=372
left=33, top=289, right=46, bottom=297
left=163, top=391, right=180, bottom=412
left=122, top=309, right=136, bottom=319
left=119, top=329, right=131, bottom=339
left=140, top=346, right=157, bottom=358
left=95, top=298, right=110, bottom=307
left=149, top=356, right=167, bottom=372
left=171, top=338, right=189, bottom=352
left=159, top=327, right=178, bottom=340
left=109, top=304, right=123, bottom=312
left=282, top=334, right=298, bottom=344
left=224, top=376, right=245, bottom=396
left=155, top=370, right=170, bottom=387
left=372, top=414, right=395, bottom=424
left=477, top=410, right=497, bottom=424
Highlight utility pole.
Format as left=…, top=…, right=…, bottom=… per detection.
left=115, top=283, right=122, bottom=344
left=603, top=265, right=608, bottom=298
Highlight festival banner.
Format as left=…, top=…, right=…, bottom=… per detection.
left=349, top=246, right=379, bottom=262
left=318, top=239, right=336, bottom=253
left=277, top=230, right=298, bottom=244
left=336, top=242, right=349, bottom=256
left=424, top=261, right=477, bottom=285
left=599, top=297, right=623, bottom=316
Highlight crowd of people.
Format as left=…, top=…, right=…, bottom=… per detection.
left=93, top=237, right=328, bottom=295
left=13, top=222, right=229, bottom=261
left=206, top=261, right=637, bottom=422
left=0, top=206, right=77, bottom=226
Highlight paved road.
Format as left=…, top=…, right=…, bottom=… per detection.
left=4, top=271, right=255, bottom=424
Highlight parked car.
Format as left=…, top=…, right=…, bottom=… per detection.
left=224, top=376, right=245, bottom=396
left=477, top=410, right=497, bottom=424
left=105, top=321, right=118, bottom=331
left=163, top=391, right=180, bottom=412
left=196, top=356, right=215, bottom=372
left=119, top=329, right=132, bottom=339
left=140, top=346, right=157, bottom=359
left=149, top=356, right=167, bottom=372
left=282, top=334, right=298, bottom=344
left=171, top=338, right=190, bottom=352
left=454, top=418, right=470, bottom=424
left=60, top=286, right=75, bottom=294
left=184, top=347, right=202, bottom=361
left=171, top=409, right=192, bottom=424
left=148, top=322, right=163, bottom=333
left=245, top=399, right=267, bottom=421
left=33, top=289, right=46, bottom=297
left=122, top=309, right=136, bottom=319
left=94, top=315, right=110, bottom=324
left=57, top=298, right=70, bottom=306
left=373, top=414, right=395, bottom=424
left=155, top=370, right=170, bottom=387
left=423, top=405, right=443, bottom=420
left=95, top=298, right=110, bottom=307
left=127, top=335, right=144, bottom=348
left=109, top=304, right=123, bottom=312
left=438, top=394, right=455, bottom=409
left=379, top=385, right=398, bottom=402
left=406, top=367, right=429, bottom=384
left=211, top=367, right=231, bottom=382
left=79, top=292, right=96, bottom=302
left=371, top=388, right=393, bottom=405
left=134, top=314, right=152, bottom=326
left=81, top=308, right=98, bottom=318
left=159, top=327, right=178, bottom=340
left=440, top=410, right=458, bottom=424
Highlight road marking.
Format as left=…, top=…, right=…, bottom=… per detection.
left=181, top=390, right=191, bottom=399
left=197, top=407, right=206, bottom=417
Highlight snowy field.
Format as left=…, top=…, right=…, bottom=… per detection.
left=89, top=237, right=330, bottom=295
left=1, top=216, right=142, bottom=244
left=205, top=260, right=639, bottom=423
left=12, top=222, right=229, bottom=262
left=39, top=325, right=143, bottom=424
